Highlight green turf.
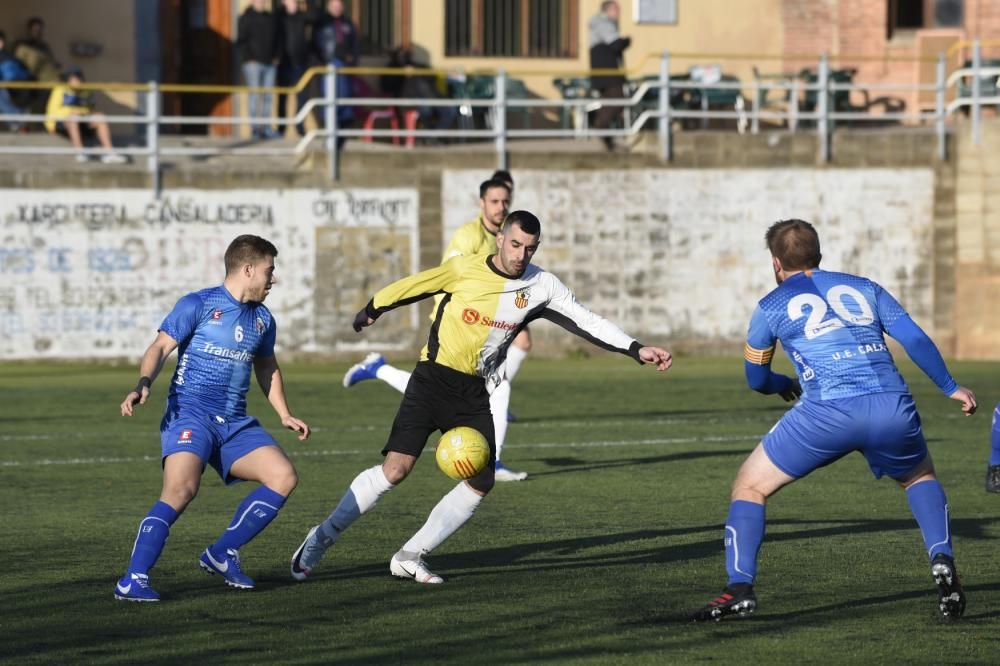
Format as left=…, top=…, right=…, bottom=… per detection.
left=1, top=356, right=999, bottom=664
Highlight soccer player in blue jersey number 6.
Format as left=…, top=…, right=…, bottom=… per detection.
left=691, top=219, right=977, bottom=622
left=114, top=235, right=310, bottom=602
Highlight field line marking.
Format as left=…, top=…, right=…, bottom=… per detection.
left=0, top=434, right=760, bottom=467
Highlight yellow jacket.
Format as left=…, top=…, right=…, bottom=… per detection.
left=45, top=85, right=93, bottom=133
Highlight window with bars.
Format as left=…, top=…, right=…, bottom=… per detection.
left=445, top=0, right=577, bottom=58
left=334, top=0, right=410, bottom=55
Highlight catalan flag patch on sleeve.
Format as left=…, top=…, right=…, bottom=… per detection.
left=744, top=343, right=775, bottom=365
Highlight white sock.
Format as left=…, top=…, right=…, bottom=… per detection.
left=320, top=465, right=394, bottom=540
left=505, top=344, right=528, bottom=381
left=401, top=482, right=484, bottom=555
left=376, top=364, right=411, bottom=394
left=489, top=379, right=511, bottom=462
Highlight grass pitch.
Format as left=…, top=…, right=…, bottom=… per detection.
left=1, top=355, right=998, bottom=664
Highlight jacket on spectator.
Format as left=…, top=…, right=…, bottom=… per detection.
left=312, top=13, right=359, bottom=65
left=13, top=38, right=59, bottom=81
left=0, top=51, right=31, bottom=82
left=278, top=8, right=310, bottom=69
left=237, top=8, right=282, bottom=64
left=588, top=12, right=630, bottom=89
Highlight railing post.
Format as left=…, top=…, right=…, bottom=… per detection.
left=972, top=39, right=982, bottom=146
left=325, top=64, right=339, bottom=182
left=751, top=74, right=760, bottom=135
left=817, top=53, right=830, bottom=162
left=495, top=69, right=507, bottom=171
left=146, top=81, right=161, bottom=197
left=935, top=53, right=946, bottom=160
left=659, top=51, right=672, bottom=162
left=790, top=77, right=799, bottom=132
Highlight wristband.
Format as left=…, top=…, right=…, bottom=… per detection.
left=134, top=376, right=152, bottom=394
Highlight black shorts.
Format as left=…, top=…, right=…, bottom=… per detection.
left=382, top=361, right=496, bottom=461
left=56, top=121, right=97, bottom=140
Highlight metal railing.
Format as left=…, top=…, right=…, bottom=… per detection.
left=0, top=42, right=998, bottom=191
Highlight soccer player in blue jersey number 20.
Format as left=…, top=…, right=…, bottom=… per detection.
left=114, top=235, right=311, bottom=602
left=691, top=219, right=977, bottom=622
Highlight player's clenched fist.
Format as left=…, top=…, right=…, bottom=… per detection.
left=639, top=346, right=672, bottom=371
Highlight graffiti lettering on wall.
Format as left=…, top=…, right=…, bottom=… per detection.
left=0, top=188, right=419, bottom=359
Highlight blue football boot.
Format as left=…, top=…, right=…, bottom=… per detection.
left=114, top=572, right=160, bottom=602
left=199, top=547, right=255, bottom=589
left=342, top=352, right=386, bottom=388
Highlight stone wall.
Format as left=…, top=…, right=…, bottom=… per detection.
left=2, top=126, right=995, bottom=359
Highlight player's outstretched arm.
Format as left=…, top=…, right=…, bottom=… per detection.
left=638, top=346, right=673, bottom=371
left=254, top=354, right=311, bottom=440
left=121, top=331, right=178, bottom=416
left=949, top=386, right=978, bottom=416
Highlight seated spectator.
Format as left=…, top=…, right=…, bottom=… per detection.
left=45, top=66, right=127, bottom=163
left=0, top=30, right=29, bottom=132
left=14, top=17, right=59, bottom=82
left=381, top=46, right=457, bottom=141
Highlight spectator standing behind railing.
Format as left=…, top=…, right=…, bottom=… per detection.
left=0, top=31, right=29, bottom=133
left=44, top=66, right=127, bottom=164
left=237, top=0, right=282, bottom=139
left=588, top=1, right=630, bottom=152
left=312, top=0, right=358, bottom=134
left=277, top=0, right=310, bottom=138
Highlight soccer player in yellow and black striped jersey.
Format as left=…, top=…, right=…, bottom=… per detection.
left=291, top=210, right=672, bottom=584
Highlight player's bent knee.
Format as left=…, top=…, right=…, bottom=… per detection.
left=160, top=484, right=198, bottom=510
left=265, top=466, right=298, bottom=496
left=381, top=457, right=413, bottom=485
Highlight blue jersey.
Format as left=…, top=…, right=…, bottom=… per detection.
left=745, top=270, right=911, bottom=401
left=159, top=286, right=276, bottom=419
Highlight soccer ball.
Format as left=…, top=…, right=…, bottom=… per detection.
left=435, top=426, right=490, bottom=480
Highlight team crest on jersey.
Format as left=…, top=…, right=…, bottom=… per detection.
left=179, top=429, right=193, bottom=443
left=256, top=317, right=265, bottom=334
left=514, top=288, right=530, bottom=309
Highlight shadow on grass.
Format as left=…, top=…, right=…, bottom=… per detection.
left=529, top=448, right=743, bottom=477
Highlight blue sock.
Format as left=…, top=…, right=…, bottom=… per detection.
left=210, top=486, right=287, bottom=557
left=725, top=500, right=765, bottom=586
left=127, top=501, right=180, bottom=576
left=990, top=403, right=1000, bottom=466
left=906, top=479, right=953, bottom=561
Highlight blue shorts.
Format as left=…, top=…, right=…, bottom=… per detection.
left=160, top=412, right=278, bottom=485
left=763, top=392, right=927, bottom=481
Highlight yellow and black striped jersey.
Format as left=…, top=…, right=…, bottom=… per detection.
left=367, top=254, right=641, bottom=392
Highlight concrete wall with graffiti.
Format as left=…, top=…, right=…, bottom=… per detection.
left=0, top=168, right=937, bottom=360
left=0, top=189, right=419, bottom=359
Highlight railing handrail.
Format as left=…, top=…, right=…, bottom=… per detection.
left=3, top=44, right=999, bottom=191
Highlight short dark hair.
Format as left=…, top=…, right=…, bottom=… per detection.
left=27, top=17, right=44, bottom=30
left=502, top=210, right=541, bottom=236
left=224, top=235, right=278, bottom=275
left=479, top=178, right=511, bottom=199
left=490, top=170, right=513, bottom=187
left=765, top=219, right=821, bottom=270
